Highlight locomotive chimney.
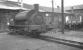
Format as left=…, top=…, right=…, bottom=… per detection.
left=34, top=4, right=39, bottom=11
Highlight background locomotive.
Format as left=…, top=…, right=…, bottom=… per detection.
left=64, top=13, right=83, bottom=30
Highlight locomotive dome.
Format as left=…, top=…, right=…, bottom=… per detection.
left=15, top=10, right=36, bottom=20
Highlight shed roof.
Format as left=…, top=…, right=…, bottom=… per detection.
left=0, top=1, right=69, bottom=13
left=0, top=1, right=27, bottom=10
left=65, top=4, right=83, bottom=10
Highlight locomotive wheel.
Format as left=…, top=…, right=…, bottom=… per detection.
left=8, top=31, right=16, bottom=35
left=15, top=30, right=26, bottom=35
left=29, top=30, right=41, bottom=37
left=8, top=29, right=15, bottom=34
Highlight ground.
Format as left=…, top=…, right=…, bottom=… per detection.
left=0, top=32, right=82, bottom=50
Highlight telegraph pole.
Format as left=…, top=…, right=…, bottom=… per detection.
left=20, top=0, right=23, bottom=8
left=52, top=0, right=54, bottom=12
left=17, top=0, right=23, bottom=8
left=61, top=0, right=64, bottom=34
left=51, top=0, right=54, bottom=24
left=18, top=0, right=23, bottom=12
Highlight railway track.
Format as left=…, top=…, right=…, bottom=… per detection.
left=8, top=31, right=83, bottom=49
left=29, top=34, right=83, bottom=49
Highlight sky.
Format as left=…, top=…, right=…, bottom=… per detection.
left=9, top=0, right=83, bottom=7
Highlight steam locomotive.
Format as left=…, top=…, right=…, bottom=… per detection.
left=8, top=9, right=53, bottom=35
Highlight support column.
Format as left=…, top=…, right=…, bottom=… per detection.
left=61, top=0, right=64, bottom=34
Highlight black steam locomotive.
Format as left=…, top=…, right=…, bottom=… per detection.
left=8, top=9, right=53, bottom=35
